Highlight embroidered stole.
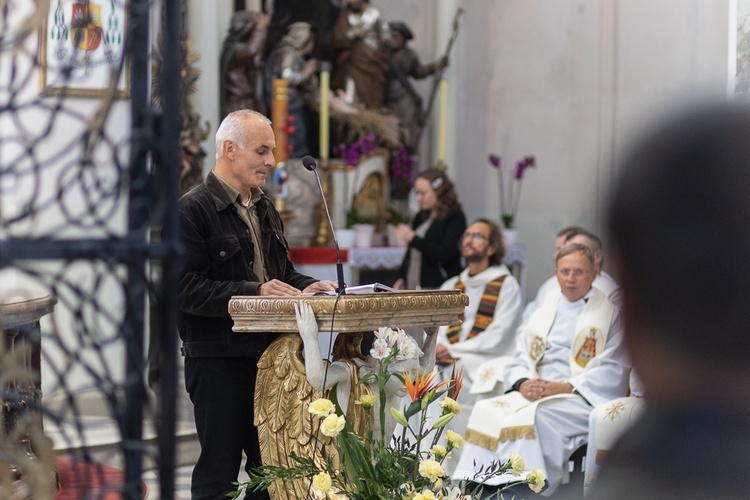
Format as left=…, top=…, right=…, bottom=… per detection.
left=524, top=287, right=614, bottom=377
left=465, top=288, right=616, bottom=451
left=445, top=275, right=507, bottom=344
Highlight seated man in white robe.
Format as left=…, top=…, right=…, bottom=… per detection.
left=433, top=218, right=523, bottom=471
left=583, top=371, right=645, bottom=496
left=564, top=228, right=621, bottom=305
left=521, top=226, right=583, bottom=323
left=453, top=243, right=630, bottom=496
left=523, top=227, right=620, bottom=324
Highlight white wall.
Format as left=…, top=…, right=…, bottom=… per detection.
left=451, top=0, right=732, bottom=296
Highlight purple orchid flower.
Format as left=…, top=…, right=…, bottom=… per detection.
left=488, top=154, right=501, bottom=168
left=514, top=155, right=536, bottom=180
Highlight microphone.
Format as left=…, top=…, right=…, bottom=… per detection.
left=302, top=155, right=346, bottom=294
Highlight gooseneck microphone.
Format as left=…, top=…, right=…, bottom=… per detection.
left=302, top=155, right=346, bottom=294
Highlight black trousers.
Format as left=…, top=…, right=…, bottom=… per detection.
left=185, top=357, right=270, bottom=500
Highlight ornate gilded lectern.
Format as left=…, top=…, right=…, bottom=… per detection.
left=229, top=290, right=467, bottom=499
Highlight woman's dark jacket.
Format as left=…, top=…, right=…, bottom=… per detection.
left=397, top=208, right=466, bottom=289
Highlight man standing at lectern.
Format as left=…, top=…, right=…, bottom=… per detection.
left=177, top=109, right=336, bottom=499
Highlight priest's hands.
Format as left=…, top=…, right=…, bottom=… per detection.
left=519, top=379, right=574, bottom=401
left=435, top=343, right=454, bottom=364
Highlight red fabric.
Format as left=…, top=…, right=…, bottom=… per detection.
left=289, top=246, right=348, bottom=264
left=55, top=457, right=147, bottom=499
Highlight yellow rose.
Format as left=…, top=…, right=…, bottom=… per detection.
left=526, top=468, right=546, bottom=493
left=439, top=397, right=461, bottom=414
left=430, top=445, right=447, bottom=460
left=418, top=459, right=444, bottom=482
left=355, top=394, right=377, bottom=410
left=312, top=471, right=332, bottom=494
left=445, top=430, right=464, bottom=450
left=308, top=398, right=335, bottom=418
left=509, top=451, right=524, bottom=476
left=320, top=414, right=346, bottom=437
left=414, top=490, right=436, bottom=500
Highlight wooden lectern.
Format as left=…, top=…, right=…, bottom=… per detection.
left=229, top=290, right=468, bottom=499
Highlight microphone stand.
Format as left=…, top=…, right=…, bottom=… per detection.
left=310, top=165, right=346, bottom=294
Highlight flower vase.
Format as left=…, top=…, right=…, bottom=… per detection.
left=353, top=223, right=375, bottom=247
left=503, top=227, right=518, bottom=246
left=336, top=228, right=357, bottom=248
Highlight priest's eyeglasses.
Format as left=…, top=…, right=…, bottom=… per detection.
left=462, top=232, right=489, bottom=241
left=557, top=268, right=586, bottom=278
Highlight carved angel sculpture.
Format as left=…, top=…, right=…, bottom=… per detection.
left=295, top=302, right=438, bottom=442
left=254, top=302, right=438, bottom=499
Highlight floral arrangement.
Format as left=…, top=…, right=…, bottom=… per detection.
left=336, top=135, right=415, bottom=228
left=233, top=326, right=546, bottom=499
left=335, top=133, right=382, bottom=168
left=488, top=153, right=536, bottom=229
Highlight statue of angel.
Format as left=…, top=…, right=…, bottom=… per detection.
left=295, top=302, right=438, bottom=439
left=253, top=301, right=438, bottom=499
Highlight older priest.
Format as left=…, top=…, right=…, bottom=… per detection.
left=453, top=243, right=630, bottom=496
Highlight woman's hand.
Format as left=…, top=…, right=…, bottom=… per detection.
left=393, top=224, right=414, bottom=244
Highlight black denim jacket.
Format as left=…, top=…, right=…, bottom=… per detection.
left=177, top=171, right=316, bottom=357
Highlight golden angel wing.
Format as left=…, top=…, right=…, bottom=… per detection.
left=254, top=333, right=336, bottom=499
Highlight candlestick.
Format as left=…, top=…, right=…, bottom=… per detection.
left=438, top=78, right=448, bottom=163
left=319, top=62, right=331, bottom=160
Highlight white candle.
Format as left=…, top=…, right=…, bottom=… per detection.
left=438, top=79, right=448, bottom=162
left=319, top=66, right=330, bottom=160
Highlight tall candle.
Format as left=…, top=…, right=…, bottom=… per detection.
left=438, top=78, right=448, bottom=162
left=271, top=79, right=288, bottom=165
left=319, top=63, right=331, bottom=160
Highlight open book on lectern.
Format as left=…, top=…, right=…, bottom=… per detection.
left=309, top=283, right=398, bottom=296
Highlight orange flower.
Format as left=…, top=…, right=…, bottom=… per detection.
left=448, top=365, right=464, bottom=399
left=404, top=370, right=449, bottom=403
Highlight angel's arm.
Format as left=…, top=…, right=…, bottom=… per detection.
left=419, top=326, right=439, bottom=372
left=295, top=302, right=349, bottom=391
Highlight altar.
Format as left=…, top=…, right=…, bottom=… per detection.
left=290, top=244, right=528, bottom=297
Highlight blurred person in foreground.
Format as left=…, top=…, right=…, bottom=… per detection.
left=592, top=104, right=750, bottom=499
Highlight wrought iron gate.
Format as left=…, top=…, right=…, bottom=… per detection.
left=0, top=0, right=182, bottom=498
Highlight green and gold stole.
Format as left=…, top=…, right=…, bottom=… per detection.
left=445, top=275, right=507, bottom=344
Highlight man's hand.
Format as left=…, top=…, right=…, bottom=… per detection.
left=302, top=280, right=337, bottom=294
left=251, top=12, right=269, bottom=28
left=541, top=381, right=574, bottom=397
left=304, top=59, right=319, bottom=77
left=259, top=279, right=302, bottom=296
left=435, top=343, right=454, bottom=364
left=519, top=379, right=573, bottom=401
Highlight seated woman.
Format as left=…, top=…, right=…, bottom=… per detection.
left=393, top=169, right=466, bottom=290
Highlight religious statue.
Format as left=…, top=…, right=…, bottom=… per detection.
left=331, top=0, right=388, bottom=110
left=384, top=21, right=448, bottom=152
left=264, top=22, right=319, bottom=158
left=351, top=170, right=389, bottom=232
left=219, top=10, right=269, bottom=118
